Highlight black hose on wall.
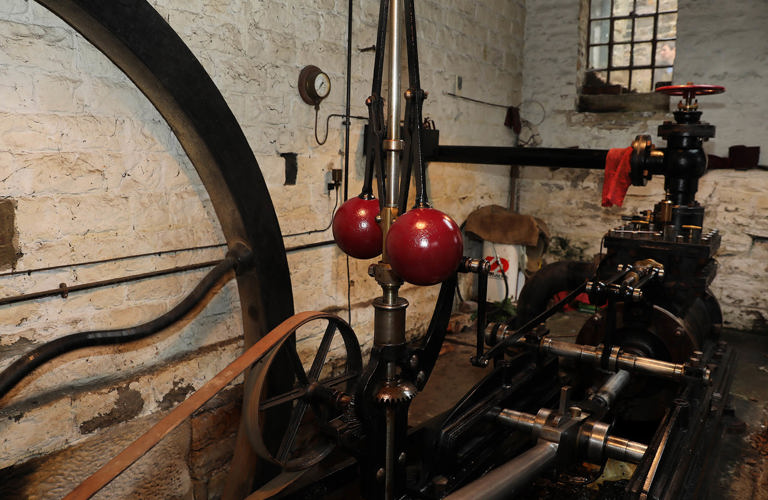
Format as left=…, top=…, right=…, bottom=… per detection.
left=0, top=245, right=250, bottom=401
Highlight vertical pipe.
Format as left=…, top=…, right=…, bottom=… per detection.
left=343, top=0, right=353, bottom=324
left=343, top=0, right=353, bottom=202
left=476, top=270, right=488, bottom=360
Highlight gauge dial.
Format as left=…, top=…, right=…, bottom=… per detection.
left=299, top=65, right=331, bottom=106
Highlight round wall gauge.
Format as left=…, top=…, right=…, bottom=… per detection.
left=298, top=65, right=331, bottom=106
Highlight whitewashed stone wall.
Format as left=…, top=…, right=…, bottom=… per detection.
left=0, top=0, right=523, bottom=496
left=520, top=0, right=768, bottom=331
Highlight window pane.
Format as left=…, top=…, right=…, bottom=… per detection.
left=654, top=67, right=673, bottom=87
left=611, top=70, right=630, bottom=89
left=634, top=17, right=655, bottom=41
left=612, top=44, right=631, bottom=67
left=614, top=18, right=632, bottom=42
left=632, top=69, right=652, bottom=92
left=592, top=71, right=608, bottom=85
left=636, top=0, right=657, bottom=15
left=591, top=0, right=612, bottom=18
left=634, top=42, right=652, bottom=66
left=658, top=13, right=677, bottom=39
left=591, top=20, right=610, bottom=44
left=655, top=41, right=676, bottom=66
left=590, top=45, right=609, bottom=69
left=613, top=0, right=633, bottom=16
left=659, top=0, right=677, bottom=12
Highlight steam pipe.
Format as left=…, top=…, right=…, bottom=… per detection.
left=0, top=245, right=248, bottom=401
left=430, top=146, right=608, bottom=168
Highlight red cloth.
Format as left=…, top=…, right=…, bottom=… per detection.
left=601, top=147, right=633, bottom=207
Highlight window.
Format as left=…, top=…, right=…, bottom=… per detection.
left=585, top=0, right=677, bottom=94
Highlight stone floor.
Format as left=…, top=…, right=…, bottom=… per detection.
left=409, top=309, right=768, bottom=499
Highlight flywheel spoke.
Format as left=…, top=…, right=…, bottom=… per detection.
left=276, top=399, right=309, bottom=462
left=309, top=322, right=337, bottom=382
left=260, top=386, right=307, bottom=411
left=260, top=371, right=360, bottom=411
left=286, top=341, right=310, bottom=386
left=318, top=371, right=360, bottom=389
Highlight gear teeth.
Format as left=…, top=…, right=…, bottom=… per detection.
left=374, top=380, right=417, bottom=405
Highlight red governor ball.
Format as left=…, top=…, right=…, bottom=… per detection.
left=386, top=207, right=463, bottom=286
left=332, top=196, right=382, bottom=259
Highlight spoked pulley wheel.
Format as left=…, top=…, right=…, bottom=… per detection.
left=244, top=312, right=362, bottom=471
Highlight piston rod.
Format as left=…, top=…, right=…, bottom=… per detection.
left=591, top=369, right=631, bottom=408
left=494, top=408, right=648, bottom=465
left=445, top=441, right=559, bottom=500
left=485, top=329, right=705, bottom=381
left=539, top=338, right=704, bottom=381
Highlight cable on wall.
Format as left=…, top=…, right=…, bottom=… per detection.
left=281, top=187, right=340, bottom=238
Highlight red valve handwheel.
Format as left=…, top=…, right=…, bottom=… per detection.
left=655, top=83, right=725, bottom=99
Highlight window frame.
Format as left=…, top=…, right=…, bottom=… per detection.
left=585, top=0, right=678, bottom=95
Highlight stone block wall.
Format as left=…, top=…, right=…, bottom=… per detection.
left=0, top=0, right=524, bottom=496
left=520, top=0, right=768, bottom=331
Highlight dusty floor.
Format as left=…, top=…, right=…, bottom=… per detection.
left=712, top=328, right=768, bottom=500
left=409, top=309, right=768, bottom=499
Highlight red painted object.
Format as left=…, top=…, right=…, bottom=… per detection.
left=332, top=196, right=382, bottom=259
left=655, top=83, right=725, bottom=97
left=386, top=207, right=463, bottom=286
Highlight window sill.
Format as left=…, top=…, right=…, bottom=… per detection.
left=577, top=92, right=670, bottom=113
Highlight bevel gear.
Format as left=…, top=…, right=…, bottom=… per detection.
left=374, top=380, right=417, bottom=405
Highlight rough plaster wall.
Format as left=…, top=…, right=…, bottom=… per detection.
left=0, top=0, right=524, bottom=495
left=520, top=0, right=768, bottom=331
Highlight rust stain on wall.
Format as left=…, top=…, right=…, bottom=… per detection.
left=159, top=379, right=195, bottom=410
left=0, top=199, right=20, bottom=270
left=79, top=385, right=144, bottom=434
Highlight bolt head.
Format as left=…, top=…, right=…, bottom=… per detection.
left=409, top=354, right=419, bottom=370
